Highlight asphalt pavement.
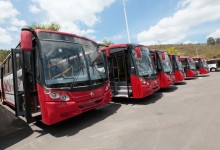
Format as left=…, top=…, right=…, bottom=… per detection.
left=1, top=72, right=220, bottom=150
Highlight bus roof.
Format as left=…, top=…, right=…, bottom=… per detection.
left=35, top=29, right=97, bottom=44
left=180, top=56, right=190, bottom=59
left=106, top=43, right=145, bottom=49
left=207, top=58, right=220, bottom=61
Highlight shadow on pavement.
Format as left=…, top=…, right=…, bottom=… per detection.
left=196, top=74, right=210, bottom=77
left=158, top=85, right=178, bottom=93
left=185, top=77, right=197, bottom=80
left=0, top=106, right=33, bottom=150
left=34, top=103, right=121, bottom=138
left=174, top=82, right=187, bottom=86
left=112, top=92, right=163, bottom=105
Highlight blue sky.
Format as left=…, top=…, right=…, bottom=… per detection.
left=1, top=0, right=220, bottom=49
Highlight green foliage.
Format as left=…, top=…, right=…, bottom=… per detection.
left=166, top=47, right=180, bottom=55
left=216, top=38, right=220, bottom=44
left=102, top=39, right=113, bottom=46
left=149, top=43, right=220, bottom=59
left=207, top=37, right=215, bottom=45
left=32, top=22, right=60, bottom=31
left=0, top=50, right=10, bottom=63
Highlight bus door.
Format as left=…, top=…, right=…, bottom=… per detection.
left=11, top=49, right=39, bottom=123
left=0, top=67, right=4, bottom=102
left=109, top=51, right=131, bottom=98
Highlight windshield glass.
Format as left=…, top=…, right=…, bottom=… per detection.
left=159, top=52, right=172, bottom=72
left=188, top=58, right=196, bottom=70
left=83, top=43, right=107, bottom=83
left=132, top=46, right=156, bottom=77
left=174, top=56, right=184, bottom=71
left=201, top=59, right=208, bottom=68
left=40, top=40, right=107, bottom=88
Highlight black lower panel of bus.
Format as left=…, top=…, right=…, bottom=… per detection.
left=0, top=105, right=33, bottom=149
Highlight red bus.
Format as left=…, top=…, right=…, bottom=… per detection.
left=0, top=27, right=111, bottom=125
left=101, top=44, right=159, bottom=99
left=151, top=50, right=175, bottom=88
left=180, top=56, right=198, bottom=78
left=193, top=57, right=209, bottom=74
left=169, top=55, right=185, bottom=82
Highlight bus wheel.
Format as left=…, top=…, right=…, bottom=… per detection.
left=210, top=68, right=216, bottom=72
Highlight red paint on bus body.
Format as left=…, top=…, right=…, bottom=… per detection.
left=130, top=75, right=160, bottom=99
left=37, top=82, right=111, bottom=125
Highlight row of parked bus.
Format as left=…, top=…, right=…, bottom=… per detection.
left=0, top=27, right=209, bottom=125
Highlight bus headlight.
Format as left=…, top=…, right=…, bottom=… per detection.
left=105, top=86, right=109, bottom=91
left=49, top=92, right=60, bottom=99
left=44, top=89, right=51, bottom=94
left=140, top=78, right=147, bottom=84
left=60, top=95, right=70, bottom=101
left=105, top=82, right=110, bottom=91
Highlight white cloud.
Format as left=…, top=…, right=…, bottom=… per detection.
left=0, top=1, right=18, bottom=23
left=0, top=1, right=26, bottom=47
left=29, top=5, right=40, bottom=14
left=137, top=0, right=220, bottom=45
left=31, top=0, right=115, bottom=36
left=207, top=29, right=220, bottom=38
left=0, top=1, right=26, bottom=26
left=7, top=26, right=19, bottom=32
left=0, top=28, right=12, bottom=44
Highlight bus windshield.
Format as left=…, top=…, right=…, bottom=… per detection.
left=202, top=59, right=208, bottom=68
left=40, top=40, right=107, bottom=88
left=132, top=47, right=156, bottom=77
left=174, top=56, right=184, bottom=71
left=160, top=52, right=172, bottom=73
left=188, top=58, right=196, bottom=70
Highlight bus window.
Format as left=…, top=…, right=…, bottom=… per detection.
left=4, top=61, right=9, bottom=76
left=16, top=53, right=22, bottom=70
left=9, top=57, right=12, bottom=74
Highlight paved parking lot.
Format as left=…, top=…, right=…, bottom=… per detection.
left=1, top=72, right=220, bottom=150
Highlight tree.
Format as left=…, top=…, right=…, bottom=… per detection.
left=32, top=22, right=60, bottom=31
left=215, top=38, right=220, bottom=44
left=207, top=37, right=215, bottom=45
left=166, top=47, right=180, bottom=55
left=0, top=50, right=10, bottom=63
left=102, top=39, right=114, bottom=46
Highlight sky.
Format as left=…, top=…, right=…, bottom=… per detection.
left=1, top=0, right=220, bottom=49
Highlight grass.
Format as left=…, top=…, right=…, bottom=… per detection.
left=149, top=43, right=220, bottom=59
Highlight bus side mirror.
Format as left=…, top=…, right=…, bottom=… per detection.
left=106, top=47, right=110, bottom=57
left=21, top=30, right=33, bottom=51
left=161, top=52, right=165, bottom=60
left=135, top=47, right=141, bottom=58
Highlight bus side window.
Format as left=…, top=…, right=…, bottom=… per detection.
left=16, top=53, right=22, bottom=70
left=9, top=57, right=12, bottom=74
left=4, top=60, right=9, bottom=76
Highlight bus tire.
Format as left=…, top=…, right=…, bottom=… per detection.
left=210, top=68, right=216, bottom=72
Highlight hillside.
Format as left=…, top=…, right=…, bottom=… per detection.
left=149, top=43, right=220, bottom=59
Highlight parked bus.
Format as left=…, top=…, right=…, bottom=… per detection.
left=150, top=50, right=175, bottom=88
left=193, top=57, right=209, bottom=74
left=101, top=44, right=159, bottom=99
left=169, top=55, right=185, bottom=82
left=180, top=56, right=198, bottom=78
left=207, top=58, right=220, bottom=72
left=0, top=27, right=111, bottom=125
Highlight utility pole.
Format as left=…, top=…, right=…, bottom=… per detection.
left=195, top=48, right=199, bottom=57
left=122, top=0, right=131, bottom=43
